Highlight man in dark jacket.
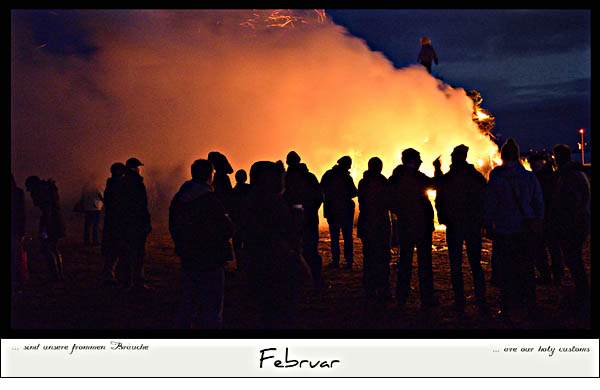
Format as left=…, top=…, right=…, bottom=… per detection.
left=417, top=36, right=439, bottom=74
left=100, top=162, right=126, bottom=284
left=112, top=157, right=152, bottom=291
left=549, top=144, right=590, bottom=315
left=527, top=152, right=563, bottom=285
left=25, top=175, right=66, bottom=282
left=434, top=144, right=488, bottom=313
left=241, top=160, right=306, bottom=329
left=357, top=157, right=391, bottom=301
left=170, top=159, right=234, bottom=329
left=388, top=148, right=437, bottom=310
left=284, top=151, right=324, bottom=287
left=320, top=156, right=357, bottom=269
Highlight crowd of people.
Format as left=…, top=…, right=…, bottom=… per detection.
left=11, top=138, right=591, bottom=329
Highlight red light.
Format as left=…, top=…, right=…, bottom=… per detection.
left=579, top=129, right=585, bottom=134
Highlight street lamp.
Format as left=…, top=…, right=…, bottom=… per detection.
left=579, top=128, right=585, bottom=165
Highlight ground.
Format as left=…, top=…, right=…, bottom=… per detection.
left=11, top=220, right=591, bottom=332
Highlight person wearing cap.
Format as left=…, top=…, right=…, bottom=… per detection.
left=25, top=175, right=66, bottom=282
left=484, top=138, right=544, bottom=322
left=434, top=144, right=488, bottom=313
left=283, top=151, right=324, bottom=288
left=100, top=162, right=126, bottom=285
left=320, top=156, right=358, bottom=269
left=388, top=148, right=438, bottom=310
left=112, top=157, right=152, bottom=291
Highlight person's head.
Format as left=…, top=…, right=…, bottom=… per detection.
left=420, top=36, right=431, bottom=46
left=286, top=151, right=301, bottom=167
left=500, top=138, right=520, bottom=163
left=191, top=159, right=214, bottom=184
left=250, top=160, right=285, bottom=194
left=337, top=156, right=352, bottom=170
left=552, top=144, right=572, bottom=167
left=401, top=148, right=422, bottom=169
left=25, top=175, right=41, bottom=192
left=235, top=169, right=247, bottom=184
left=451, top=144, right=469, bottom=163
left=110, top=162, right=126, bottom=178
left=367, top=157, right=383, bottom=174
left=527, top=153, right=545, bottom=172
left=126, top=157, right=144, bottom=174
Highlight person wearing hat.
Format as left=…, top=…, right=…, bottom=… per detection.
left=320, top=156, right=357, bottom=269
left=433, top=144, right=488, bottom=313
left=484, top=138, right=544, bottom=322
left=112, top=157, right=152, bottom=291
left=388, top=148, right=438, bottom=310
left=283, top=151, right=324, bottom=288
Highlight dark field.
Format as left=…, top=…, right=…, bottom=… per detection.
left=11, top=217, right=591, bottom=333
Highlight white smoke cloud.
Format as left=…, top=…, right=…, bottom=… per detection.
left=12, top=10, right=498, bottom=226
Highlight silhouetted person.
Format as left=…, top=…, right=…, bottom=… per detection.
left=112, top=157, right=152, bottom=291
left=11, top=174, right=28, bottom=292
left=207, top=151, right=234, bottom=207
left=484, top=139, right=544, bottom=321
left=283, top=151, right=324, bottom=288
left=320, top=156, right=357, bottom=269
left=527, top=152, right=563, bottom=285
left=388, top=148, right=438, bottom=310
left=357, top=157, right=391, bottom=301
left=80, top=177, right=104, bottom=246
left=170, top=159, right=234, bottom=329
left=417, top=36, right=438, bottom=74
left=241, top=160, right=303, bottom=329
left=25, top=175, right=66, bottom=282
left=100, top=162, right=126, bottom=284
left=230, top=169, right=251, bottom=271
left=434, top=145, right=488, bottom=313
left=549, top=144, right=590, bottom=315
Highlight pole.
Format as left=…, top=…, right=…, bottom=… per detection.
left=580, top=129, right=585, bottom=165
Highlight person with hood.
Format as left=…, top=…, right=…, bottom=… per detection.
left=112, top=157, right=152, bottom=292
left=207, top=151, right=234, bottom=209
left=320, top=156, right=357, bottom=269
left=434, top=144, right=488, bottom=313
left=283, top=151, right=324, bottom=288
left=549, top=144, right=590, bottom=314
left=388, top=148, right=438, bottom=310
left=357, top=157, right=391, bottom=301
left=484, top=138, right=544, bottom=321
left=25, top=175, right=66, bottom=282
left=417, top=36, right=439, bottom=74
left=170, top=159, right=234, bottom=329
left=241, top=160, right=307, bottom=329
left=100, top=162, right=126, bottom=285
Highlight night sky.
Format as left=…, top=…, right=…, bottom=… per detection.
left=327, top=9, right=591, bottom=154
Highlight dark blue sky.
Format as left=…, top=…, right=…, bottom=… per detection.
left=327, top=9, right=591, bottom=154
